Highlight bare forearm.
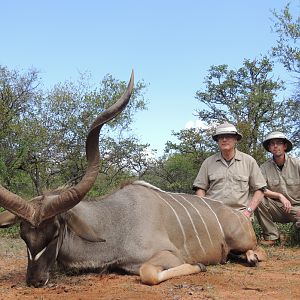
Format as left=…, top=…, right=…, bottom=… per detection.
left=248, top=190, right=264, bottom=211
left=264, top=189, right=291, bottom=212
left=264, top=189, right=283, bottom=200
left=243, top=190, right=264, bottom=218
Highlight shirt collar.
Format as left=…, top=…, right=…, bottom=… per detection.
left=271, top=153, right=288, bottom=167
left=216, top=149, right=242, bottom=161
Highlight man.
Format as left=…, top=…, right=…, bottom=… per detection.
left=193, top=122, right=266, bottom=218
left=255, top=131, right=300, bottom=246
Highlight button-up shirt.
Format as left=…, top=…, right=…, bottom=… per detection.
left=193, top=150, right=266, bottom=210
left=261, top=154, right=300, bottom=205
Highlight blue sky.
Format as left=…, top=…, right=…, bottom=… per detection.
left=0, top=0, right=297, bottom=155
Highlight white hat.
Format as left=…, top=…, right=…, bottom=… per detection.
left=212, top=123, right=242, bottom=141
left=262, top=131, right=293, bottom=152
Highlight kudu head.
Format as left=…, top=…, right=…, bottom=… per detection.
left=0, top=71, right=134, bottom=287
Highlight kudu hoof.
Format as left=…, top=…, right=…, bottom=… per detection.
left=248, top=254, right=259, bottom=267
left=197, top=263, right=207, bottom=272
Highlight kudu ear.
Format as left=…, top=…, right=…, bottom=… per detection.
left=66, top=210, right=105, bottom=242
left=0, top=210, right=19, bottom=228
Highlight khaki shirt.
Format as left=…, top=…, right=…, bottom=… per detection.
left=193, top=150, right=266, bottom=210
left=261, top=154, right=300, bottom=205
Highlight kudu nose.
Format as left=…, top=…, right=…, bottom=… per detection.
left=27, top=275, right=49, bottom=288
left=28, top=279, right=47, bottom=288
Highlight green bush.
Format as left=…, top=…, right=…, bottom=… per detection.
left=253, top=218, right=300, bottom=247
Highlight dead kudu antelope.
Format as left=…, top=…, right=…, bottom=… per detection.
left=0, top=71, right=266, bottom=287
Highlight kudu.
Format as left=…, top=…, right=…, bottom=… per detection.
left=0, top=71, right=266, bottom=287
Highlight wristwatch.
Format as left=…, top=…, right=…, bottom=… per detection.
left=246, top=207, right=254, bottom=214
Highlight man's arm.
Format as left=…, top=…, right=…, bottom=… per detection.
left=192, top=158, right=210, bottom=196
left=264, top=189, right=291, bottom=213
left=243, top=189, right=264, bottom=218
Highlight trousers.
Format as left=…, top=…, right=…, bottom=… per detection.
left=255, top=197, right=300, bottom=241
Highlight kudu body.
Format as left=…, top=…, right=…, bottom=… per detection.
left=0, top=71, right=266, bottom=287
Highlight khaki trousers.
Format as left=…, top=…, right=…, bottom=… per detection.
left=255, top=197, right=300, bottom=241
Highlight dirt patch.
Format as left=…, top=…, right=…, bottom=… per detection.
left=0, top=237, right=299, bottom=299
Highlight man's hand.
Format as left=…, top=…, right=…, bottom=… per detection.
left=278, top=194, right=291, bottom=213
left=195, top=188, right=206, bottom=197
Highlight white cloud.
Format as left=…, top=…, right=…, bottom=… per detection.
left=185, top=120, right=194, bottom=129
left=185, top=120, right=208, bottom=130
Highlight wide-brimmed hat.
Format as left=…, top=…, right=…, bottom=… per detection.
left=212, top=123, right=242, bottom=141
left=262, top=131, right=293, bottom=152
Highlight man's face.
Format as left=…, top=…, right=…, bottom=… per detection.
left=268, top=139, right=287, bottom=157
left=217, top=134, right=237, bottom=151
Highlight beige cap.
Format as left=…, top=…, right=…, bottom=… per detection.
left=262, top=131, right=293, bottom=152
left=212, top=123, right=242, bottom=141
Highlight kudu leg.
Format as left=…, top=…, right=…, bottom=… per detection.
left=245, top=250, right=258, bottom=267
left=139, top=250, right=206, bottom=285
left=252, top=246, right=267, bottom=262
left=229, top=246, right=267, bottom=267
left=245, top=245, right=268, bottom=267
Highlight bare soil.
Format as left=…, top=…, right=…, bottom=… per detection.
left=0, top=237, right=299, bottom=300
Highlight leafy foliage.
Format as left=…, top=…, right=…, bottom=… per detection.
left=0, top=66, right=149, bottom=198
left=142, top=128, right=215, bottom=193
left=142, top=153, right=197, bottom=193
left=194, top=57, right=295, bottom=164
left=271, top=2, right=300, bottom=146
left=0, top=66, right=42, bottom=197
left=271, top=2, right=300, bottom=75
left=253, top=217, right=300, bottom=247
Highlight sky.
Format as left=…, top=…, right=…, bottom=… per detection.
left=0, top=0, right=298, bottom=155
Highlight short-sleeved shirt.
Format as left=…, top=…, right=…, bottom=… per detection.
left=261, top=154, right=300, bottom=205
left=193, top=149, right=266, bottom=210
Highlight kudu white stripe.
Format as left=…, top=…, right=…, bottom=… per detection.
left=135, top=181, right=219, bottom=250
left=200, top=197, right=225, bottom=238
left=177, top=194, right=215, bottom=248
left=27, top=234, right=61, bottom=262
left=231, top=208, right=254, bottom=236
left=162, top=192, right=207, bottom=255
left=153, top=191, right=191, bottom=257
left=28, top=247, right=47, bottom=261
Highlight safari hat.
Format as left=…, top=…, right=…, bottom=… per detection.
left=262, top=131, right=293, bottom=152
left=212, top=123, right=242, bottom=141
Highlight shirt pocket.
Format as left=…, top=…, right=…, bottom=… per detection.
left=208, top=173, right=224, bottom=190
left=268, top=179, right=280, bottom=192
left=286, top=178, right=300, bottom=200
left=233, top=175, right=248, bottom=192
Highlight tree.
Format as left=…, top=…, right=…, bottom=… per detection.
left=142, top=128, right=215, bottom=193
left=152, top=56, right=300, bottom=192
left=271, top=2, right=300, bottom=75
left=147, top=58, right=291, bottom=190
left=141, top=153, right=197, bottom=193
left=165, top=127, right=217, bottom=160
left=32, top=74, right=149, bottom=194
left=194, top=57, right=297, bottom=163
left=0, top=66, right=149, bottom=197
left=0, top=66, right=42, bottom=197
left=271, top=2, right=300, bottom=146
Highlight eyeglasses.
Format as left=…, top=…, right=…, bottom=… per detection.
left=217, top=134, right=236, bottom=141
left=269, top=140, right=284, bottom=146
